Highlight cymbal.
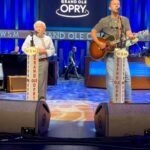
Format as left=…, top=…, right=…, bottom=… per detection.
left=145, top=57, right=150, bottom=67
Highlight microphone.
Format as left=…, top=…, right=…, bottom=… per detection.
left=30, top=31, right=35, bottom=46
left=117, top=8, right=120, bottom=13
left=34, top=31, right=38, bottom=35
left=30, top=31, right=38, bottom=36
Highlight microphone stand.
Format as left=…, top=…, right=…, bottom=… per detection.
left=26, top=31, right=38, bottom=101
left=30, top=31, right=35, bottom=47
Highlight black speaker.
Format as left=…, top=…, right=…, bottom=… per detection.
left=94, top=103, right=150, bottom=137
left=0, top=99, right=50, bottom=135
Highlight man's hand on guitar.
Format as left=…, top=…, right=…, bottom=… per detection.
left=97, top=42, right=106, bottom=50
left=126, top=31, right=136, bottom=39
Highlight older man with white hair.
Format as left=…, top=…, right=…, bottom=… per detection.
left=22, top=20, right=55, bottom=100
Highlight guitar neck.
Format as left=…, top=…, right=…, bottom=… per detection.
left=109, top=30, right=149, bottom=46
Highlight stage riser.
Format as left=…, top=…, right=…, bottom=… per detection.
left=85, top=57, right=150, bottom=90
left=85, top=76, right=150, bottom=90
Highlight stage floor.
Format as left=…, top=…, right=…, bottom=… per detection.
left=0, top=78, right=150, bottom=121
left=1, top=78, right=150, bottom=121
left=0, top=78, right=150, bottom=150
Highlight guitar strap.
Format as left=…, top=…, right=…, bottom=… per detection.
left=118, top=16, right=125, bottom=48
left=118, top=16, right=123, bottom=39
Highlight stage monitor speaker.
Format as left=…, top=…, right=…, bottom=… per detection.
left=0, top=99, right=50, bottom=135
left=94, top=103, right=150, bottom=137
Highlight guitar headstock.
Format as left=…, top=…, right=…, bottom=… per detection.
left=135, top=30, right=150, bottom=41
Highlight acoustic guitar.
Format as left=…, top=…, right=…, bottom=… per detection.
left=89, top=30, right=149, bottom=60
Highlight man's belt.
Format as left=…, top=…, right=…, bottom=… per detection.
left=39, top=58, right=48, bottom=62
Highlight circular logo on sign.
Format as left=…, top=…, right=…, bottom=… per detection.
left=24, top=47, right=38, bottom=56
left=115, top=48, right=129, bottom=58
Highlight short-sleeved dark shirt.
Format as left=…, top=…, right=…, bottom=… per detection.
left=93, top=15, right=131, bottom=41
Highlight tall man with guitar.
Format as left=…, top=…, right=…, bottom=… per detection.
left=90, top=0, right=135, bottom=103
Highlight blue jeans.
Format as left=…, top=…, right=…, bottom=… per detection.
left=105, top=54, right=132, bottom=102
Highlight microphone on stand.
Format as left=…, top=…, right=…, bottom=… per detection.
left=117, top=7, right=120, bottom=14
left=30, top=31, right=36, bottom=46
left=34, top=31, right=38, bottom=35
left=118, top=8, right=120, bottom=13
left=30, top=31, right=38, bottom=36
